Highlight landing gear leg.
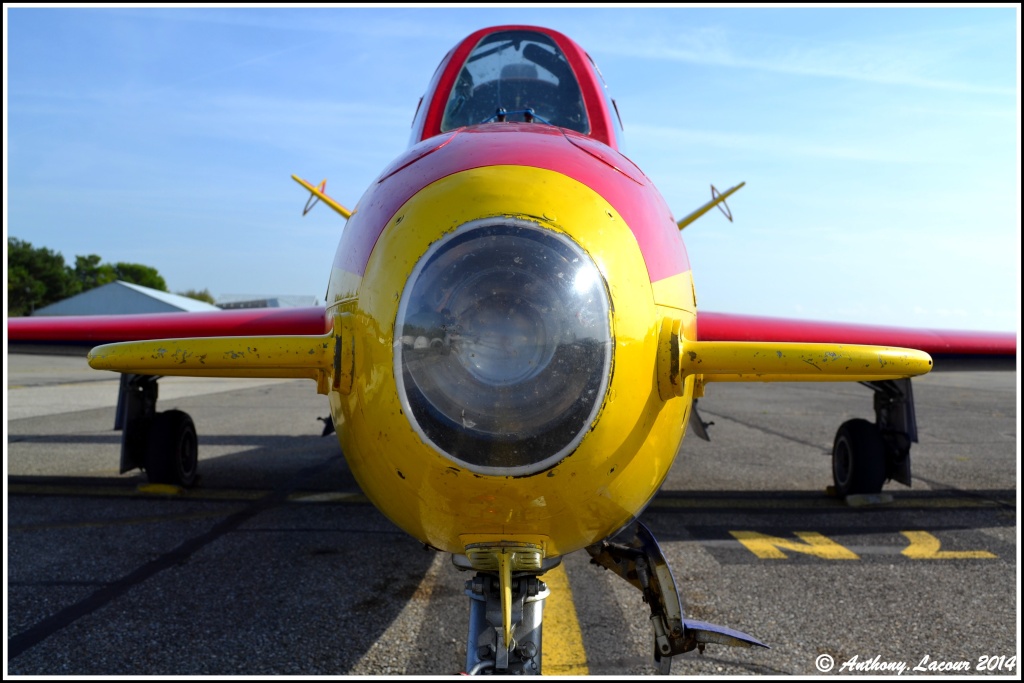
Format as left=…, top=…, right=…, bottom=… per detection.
left=463, top=572, right=549, bottom=675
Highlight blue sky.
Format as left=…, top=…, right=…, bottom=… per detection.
left=5, top=6, right=1019, bottom=332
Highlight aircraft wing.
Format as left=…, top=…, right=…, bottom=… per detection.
left=697, top=312, right=1017, bottom=372
left=7, top=306, right=330, bottom=354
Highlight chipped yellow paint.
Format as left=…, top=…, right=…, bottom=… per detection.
left=541, top=563, right=589, bottom=675
left=900, top=531, right=997, bottom=559
left=88, top=325, right=338, bottom=385
left=729, top=531, right=860, bottom=560
left=670, top=334, right=932, bottom=386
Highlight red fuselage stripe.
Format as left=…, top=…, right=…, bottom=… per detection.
left=697, top=311, right=1018, bottom=356
left=8, top=307, right=330, bottom=343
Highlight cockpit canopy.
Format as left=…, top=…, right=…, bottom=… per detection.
left=411, top=25, right=623, bottom=150
left=440, top=29, right=589, bottom=134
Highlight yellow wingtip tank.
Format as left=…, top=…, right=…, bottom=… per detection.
left=688, top=341, right=933, bottom=383
left=87, top=314, right=356, bottom=396
left=656, top=318, right=933, bottom=397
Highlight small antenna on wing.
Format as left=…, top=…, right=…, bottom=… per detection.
left=303, top=180, right=327, bottom=216
left=676, top=181, right=745, bottom=231
left=292, top=174, right=353, bottom=220
left=712, top=185, right=733, bottom=222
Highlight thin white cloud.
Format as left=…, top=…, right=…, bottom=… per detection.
left=109, top=6, right=469, bottom=42
left=596, top=23, right=1015, bottom=96
left=628, top=123, right=905, bottom=162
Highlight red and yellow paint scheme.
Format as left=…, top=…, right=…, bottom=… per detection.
left=8, top=25, right=1016, bottom=673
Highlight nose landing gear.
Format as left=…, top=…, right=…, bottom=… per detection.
left=463, top=572, right=550, bottom=675
left=456, top=520, right=767, bottom=675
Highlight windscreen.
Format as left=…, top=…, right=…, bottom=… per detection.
left=441, top=30, right=589, bottom=134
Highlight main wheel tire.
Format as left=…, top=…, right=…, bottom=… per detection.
left=144, top=410, right=199, bottom=487
left=832, top=418, right=886, bottom=497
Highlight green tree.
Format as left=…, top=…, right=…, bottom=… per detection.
left=7, top=237, right=172, bottom=314
left=7, top=264, right=47, bottom=317
left=74, top=254, right=117, bottom=291
left=7, top=237, right=80, bottom=316
left=112, top=262, right=167, bottom=291
left=178, top=288, right=216, bottom=304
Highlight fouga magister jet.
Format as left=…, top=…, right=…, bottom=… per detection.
left=8, top=25, right=1016, bottom=675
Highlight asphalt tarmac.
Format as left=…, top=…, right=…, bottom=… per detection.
left=5, top=353, right=1019, bottom=676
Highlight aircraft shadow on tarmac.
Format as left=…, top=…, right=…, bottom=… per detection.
left=7, top=453, right=463, bottom=674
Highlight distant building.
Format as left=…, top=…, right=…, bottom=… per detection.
left=215, top=294, right=320, bottom=310
left=32, top=280, right=221, bottom=316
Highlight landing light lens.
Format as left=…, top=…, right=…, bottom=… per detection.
left=395, top=220, right=612, bottom=476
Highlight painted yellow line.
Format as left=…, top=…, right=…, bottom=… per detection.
left=9, top=508, right=242, bottom=532
left=10, top=483, right=1008, bottom=511
left=287, top=491, right=369, bottom=504
left=651, top=495, right=1009, bottom=509
left=900, top=531, right=997, bottom=559
left=730, top=531, right=860, bottom=560
left=137, top=483, right=185, bottom=496
left=7, top=483, right=366, bottom=503
left=7, top=482, right=267, bottom=501
left=725, top=530, right=999, bottom=560
left=541, top=562, right=589, bottom=675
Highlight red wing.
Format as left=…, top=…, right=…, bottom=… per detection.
left=8, top=307, right=330, bottom=353
left=697, top=312, right=1017, bottom=372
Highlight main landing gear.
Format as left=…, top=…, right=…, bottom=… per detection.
left=691, top=378, right=919, bottom=498
left=115, top=373, right=199, bottom=488
left=830, top=378, right=917, bottom=497
left=455, top=521, right=767, bottom=675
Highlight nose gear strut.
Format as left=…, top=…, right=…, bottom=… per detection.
left=586, top=520, right=768, bottom=673
left=463, top=571, right=550, bottom=675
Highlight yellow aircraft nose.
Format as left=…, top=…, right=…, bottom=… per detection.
left=327, top=162, right=690, bottom=558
